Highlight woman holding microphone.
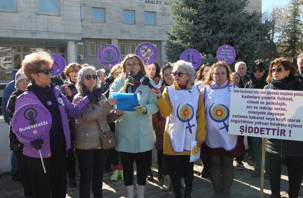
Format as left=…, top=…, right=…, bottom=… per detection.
left=110, top=53, right=158, bottom=198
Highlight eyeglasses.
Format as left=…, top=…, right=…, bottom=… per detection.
left=164, top=72, right=172, bottom=77
left=35, top=68, right=53, bottom=75
left=253, top=68, right=264, bottom=73
left=126, top=63, right=139, bottom=68
left=114, top=72, right=121, bottom=76
left=85, top=74, right=97, bottom=80
left=271, top=67, right=285, bottom=73
left=172, top=72, right=186, bottom=77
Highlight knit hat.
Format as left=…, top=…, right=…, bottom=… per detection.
left=15, top=69, right=27, bottom=88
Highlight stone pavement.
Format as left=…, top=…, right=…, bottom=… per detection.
left=0, top=148, right=302, bottom=198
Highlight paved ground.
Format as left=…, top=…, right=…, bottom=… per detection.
left=0, top=148, right=302, bottom=198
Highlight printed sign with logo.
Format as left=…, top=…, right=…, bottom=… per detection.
left=97, top=44, right=121, bottom=68
left=51, top=54, right=66, bottom=77
left=216, top=44, right=236, bottom=65
left=190, top=141, right=201, bottom=162
left=135, top=42, right=158, bottom=65
left=180, top=49, right=202, bottom=69
left=12, top=103, right=52, bottom=141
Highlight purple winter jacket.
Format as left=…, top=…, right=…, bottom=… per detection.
left=14, top=88, right=90, bottom=158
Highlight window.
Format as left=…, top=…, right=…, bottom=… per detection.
left=145, top=12, right=156, bottom=25
left=77, top=42, right=84, bottom=55
left=119, top=43, right=126, bottom=56
left=123, top=10, right=135, bottom=24
left=89, top=42, right=96, bottom=56
left=0, top=0, right=16, bottom=11
left=130, top=43, right=137, bottom=53
left=38, top=0, right=58, bottom=14
left=100, top=42, right=108, bottom=48
left=92, top=8, right=105, bottom=22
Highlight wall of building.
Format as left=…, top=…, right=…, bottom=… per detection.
left=0, top=0, right=82, bottom=41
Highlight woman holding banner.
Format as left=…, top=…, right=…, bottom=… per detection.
left=109, top=53, right=158, bottom=198
left=203, top=61, right=243, bottom=198
left=13, top=51, right=104, bottom=198
left=73, top=65, right=122, bottom=198
left=151, top=60, right=205, bottom=198
left=265, top=58, right=303, bottom=198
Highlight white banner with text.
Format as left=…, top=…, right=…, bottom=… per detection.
left=228, top=88, right=303, bottom=141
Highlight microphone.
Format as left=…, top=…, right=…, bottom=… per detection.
left=140, top=75, right=154, bottom=89
left=126, top=71, right=134, bottom=93
left=100, top=76, right=114, bottom=93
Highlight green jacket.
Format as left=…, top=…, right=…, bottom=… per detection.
left=110, top=78, right=158, bottom=153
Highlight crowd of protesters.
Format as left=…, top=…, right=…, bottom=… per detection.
left=2, top=50, right=303, bottom=198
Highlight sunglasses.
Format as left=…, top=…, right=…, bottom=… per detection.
left=172, top=72, right=186, bottom=77
left=271, top=67, right=285, bottom=73
left=85, top=74, right=97, bottom=80
left=253, top=68, right=264, bottom=73
left=114, top=72, right=121, bottom=76
left=36, top=68, right=53, bottom=75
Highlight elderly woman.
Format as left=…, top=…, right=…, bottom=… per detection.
left=73, top=65, right=122, bottom=198
left=264, top=58, right=303, bottom=198
left=203, top=61, right=243, bottom=198
left=13, top=51, right=103, bottom=198
left=6, top=69, right=31, bottom=197
left=151, top=60, right=206, bottom=198
left=60, top=62, right=82, bottom=187
left=110, top=53, right=158, bottom=198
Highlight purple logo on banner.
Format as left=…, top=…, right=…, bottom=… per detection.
left=180, top=49, right=202, bottom=69
left=135, top=42, right=158, bottom=65
left=51, top=54, right=66, bottom=77
left=12, top=103, right=52, bottom=141
left=216, top=45, right=236, bottom=65
left=98, top=44, right=121, bottom=68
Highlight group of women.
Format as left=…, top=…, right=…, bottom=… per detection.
left=7, top=49, right=303, bottom=198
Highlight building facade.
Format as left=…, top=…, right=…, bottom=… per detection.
left=0, top=0, right=261, bottom=84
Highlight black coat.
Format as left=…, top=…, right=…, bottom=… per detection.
left=245, top=72, right=268, bottom=89
left=264, top=76, right=303, bottom=157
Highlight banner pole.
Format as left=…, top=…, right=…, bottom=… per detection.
left=38, top=150, right=47, bottom=174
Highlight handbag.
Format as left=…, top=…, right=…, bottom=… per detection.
left=91, top=104, right=116, bottom=150
left=100, top=131, right=116, bottom=150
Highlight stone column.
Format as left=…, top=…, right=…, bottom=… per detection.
left=67, top=41, right=76, bottom=64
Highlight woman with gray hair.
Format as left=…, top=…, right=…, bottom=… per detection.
left=151, top=60, right=206, bottom=198
left=73, top=65, right=123, bottom=198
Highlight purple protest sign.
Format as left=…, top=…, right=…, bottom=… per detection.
left=51, top=54, right=66, bottom=77
left=216, top=44, right=236, bottom=65
left=135, top=42, right=158, bottom=65
left=12, top=103, right=52, bottom=141
left=98, top=44, right=121, bottom=68
left=180, top=49, right=202, bottom=69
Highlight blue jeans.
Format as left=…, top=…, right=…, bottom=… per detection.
left=11, top=152, right=19, bottom=173
left=76, top=149, right=108, bottom=198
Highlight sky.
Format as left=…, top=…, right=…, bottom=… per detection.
left=262, top=0, right=289, bottom=13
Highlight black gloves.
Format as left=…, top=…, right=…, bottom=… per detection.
left=87, top=88, right=102, bottom=102
left=30, top=139, right=44, bottom=150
